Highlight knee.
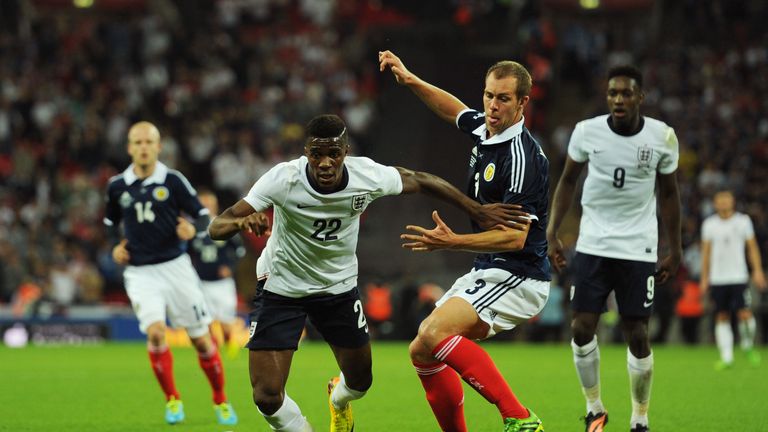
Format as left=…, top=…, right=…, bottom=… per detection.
left=571, top=319, right=595, bottom=345
left=146, top=324, right=166, bottom=347
left=409, top=321, right=446, bottom=363
left=344, top=369, right=373, bottom=393
left=252, top=384, right=284, bottom=415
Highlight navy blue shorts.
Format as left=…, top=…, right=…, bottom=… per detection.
left=710, top=284, right=749, bottom=313
left=570, top=253, right=657, bottom=317
left=247, top=280, right=370, bottom=351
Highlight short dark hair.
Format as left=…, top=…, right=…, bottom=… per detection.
left=608, top=65, right=643, bottom=88
left=306, top=114, right=347, bottom=142
left=485, top=61, right=532, bottom=100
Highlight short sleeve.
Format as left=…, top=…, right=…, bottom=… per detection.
left=701, top=219, right=712, bottom=241
left=350, top=157, right=403, bottom=201
left=370, top=165, right=403, bottom=200
left=243, top=163, right=289, bottom=212
left=456, top=109, right=485, bottom=135
left=743, top=215, right=755, bottom=239
left=658, top=127, right=679, bottom=174
left=567, top=122, right=588, bottom=163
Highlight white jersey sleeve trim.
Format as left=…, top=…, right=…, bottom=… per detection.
left=455, top=108, right=475, bottom=129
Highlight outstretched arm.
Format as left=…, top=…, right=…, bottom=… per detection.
left=401, top=210, right=529, bottom=253
left=209, top=199, right=271, bottom=240
left=656, top=171, right=682, bottom=284
left=397, top=166, right=529, bottom=231
left=546, top=157, right=585, bottom=272
left=379, top=50, right=468, bottom=124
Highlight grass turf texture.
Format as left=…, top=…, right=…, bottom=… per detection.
left=1, top=342, right=766, bottom=431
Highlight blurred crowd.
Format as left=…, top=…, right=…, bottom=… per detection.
left=1, top=0, right=766, bottom=344
left=0, top=0, right=390, bottom=307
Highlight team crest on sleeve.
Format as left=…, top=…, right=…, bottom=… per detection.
left=637, top=145, right=653, bottom=169
left=119, top=191, right=133, bottom=208
left=152, top=186, right=170, bottom=201
left=483, top=163, right=496, bottom=182
left=351, top=194, right=370, bottom=213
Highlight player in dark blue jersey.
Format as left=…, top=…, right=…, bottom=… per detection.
left=188, top=189, right=246, bottom=359
left=103, top=121, right=238, bottom=426
left=381, top=51, right=549, bottom=432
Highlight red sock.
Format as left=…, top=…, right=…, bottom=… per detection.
left=414, top=361, right=467, bottom=432
left=198, top=348, right=227, bottom=404
left=148, top=345, right=180, bottom=401
left=433, top=335, right=528, bottom=419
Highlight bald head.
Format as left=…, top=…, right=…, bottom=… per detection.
left=127, top=121, right=162, bottom=170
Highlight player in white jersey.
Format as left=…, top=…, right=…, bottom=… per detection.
left=700, top=190, right=766, bottom=369
left=208, top=114, right=527, bottom=432
left=547, top=65, right=682, bottom=432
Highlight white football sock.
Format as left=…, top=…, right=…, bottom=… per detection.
left=258, top=394, right=311, bottom=431
left=572, top=336, right=604, bottom=415
left=331, top=372, right=367, bottom=410
left=715, top=321, right=734, bottom=363
left=739, top=316, right=756, bottom=351
left=627, top=349, right=653, bottom=428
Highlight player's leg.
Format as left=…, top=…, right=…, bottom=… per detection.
left=735, top=283, right=760, bottom=366
left=711, top=285, right=735, bottom=368
left=569, top=253, right=613, bottom=429
left=615, top=259, right=657, bottom=432
left=250, top=350, right=311, bottom=431
left=306, top=287, right=371, bottom=432
left=123, top=264, right=185, bottom=423
left=410, top=269, right=546, bottom=431
left=248, top=280, right=312, bottom=431
left=189, top=329, right=235, bottom=425
left=620, top=316, right=652, bottom=431
left=204, top=278, right=240, bottom=357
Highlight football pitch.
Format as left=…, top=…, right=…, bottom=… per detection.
left=2, top=341, right=766, bottom=431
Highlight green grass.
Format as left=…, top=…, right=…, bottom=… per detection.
left=1, top=341, right=766, bottom=431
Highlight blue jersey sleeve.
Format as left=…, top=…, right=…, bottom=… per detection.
left=103, top=179, right=123, bottom=227
left=168, top=171, right=206, bottom=218
left=456, top=109, right=485, bottom=137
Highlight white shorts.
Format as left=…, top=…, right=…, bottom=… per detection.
left=436, top=267, right=550, bottom=339
left=200, top=278, right=238, bottom=324
left=123, top=254, right=211, bottom=338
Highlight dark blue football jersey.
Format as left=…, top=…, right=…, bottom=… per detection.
left=457, top=109, right=551, bottom=281
left=189, top=234, right=245, bottom=281
left=103, top=162, right=208, bottom=266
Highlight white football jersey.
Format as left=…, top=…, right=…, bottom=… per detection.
left=702, top=212, right=755, bottom=285
left=568, top=115, right=679, bottom=262
left=243, top=156, right=403, bottom=297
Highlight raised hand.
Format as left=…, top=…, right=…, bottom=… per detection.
left=401, top=210, right=457, bottom=252
left=474, top=203, right=530, bottom=231
left=379, top=50, right=415, bottom=85
left=239, top=212, right=271, bottom=236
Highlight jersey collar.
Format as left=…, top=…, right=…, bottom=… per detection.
left=123, top=161, right=169, bottom=186
left=472, top=115, right=525, bottom=145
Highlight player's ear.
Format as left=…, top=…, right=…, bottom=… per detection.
left=519, top=95, right=530, bottom=109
